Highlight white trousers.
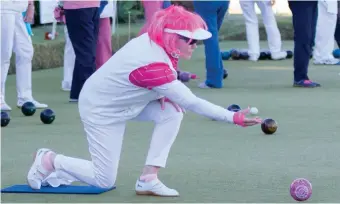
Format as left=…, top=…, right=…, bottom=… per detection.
left=1, top=13, right=34, bottom=102
left=62, top=26, right=75, bottom=87
left=239, top=0, right=282, bottom=56
left=53, top=101, right=183, bottom=188
left=313, top=1, right=337, bottom=61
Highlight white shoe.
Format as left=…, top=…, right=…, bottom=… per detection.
left=314, top=58, right=340, bottom=65
left=61, top=81, right=71, bottom=91
left=27, top=148, right=54, bottom=190
left=1, top=102, right=12, bottom=111
left=69, top=99, right=78, bottom=103
left=17, top=98, right=48, bottom=109
left=198, top=82, right=212, bottom=89
left=135, top=179, right=179, bottom=197
left=248, top=54, right=259, bottom=62
left=271, top=51, right=287, bottom=60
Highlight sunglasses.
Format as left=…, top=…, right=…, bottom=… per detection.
left=178, top=35, right=198, bottom=45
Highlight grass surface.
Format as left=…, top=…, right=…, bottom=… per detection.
left=2, top=41, right=340, bottom=203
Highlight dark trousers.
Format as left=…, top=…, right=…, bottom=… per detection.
left=65, top=7, right=100, bottom=100
left=193, top=0, right=229, bottom=88
left=335, top=20, right=340, bottom=48
left=335, top=2, right=340, bottom=48
left=288, top=1, right=317, bottom=82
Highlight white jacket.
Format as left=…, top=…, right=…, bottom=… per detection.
left=0, top=0, right=28, bottom=14
left=78, top=33, right=176, bottom=125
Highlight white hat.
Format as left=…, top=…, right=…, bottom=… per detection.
left=164, top=28, right=212, bottom=40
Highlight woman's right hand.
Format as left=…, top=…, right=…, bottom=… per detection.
left=233, top=107, right=262, bottom=127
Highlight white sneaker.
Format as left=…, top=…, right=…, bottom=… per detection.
left=135, top=179, right=179, bottom=197
left=1, top=102, right=12, bottom=111
left=314, top=58, right=340, bottom=65
left=17, top=99, right=48, bottom=109
left=271, top=51, right=287, bottom=60
left=198, top=82, right=212, bottom=89
left=27, top=148, right=54, bottom=190
left=69, top=99, right=78, bottom=103
left=248, top=54, right=259, bottom=62
left=61, top=81, right=71, bottom=91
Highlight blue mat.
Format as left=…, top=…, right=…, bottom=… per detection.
left=1, top=184, right=115, bottom=194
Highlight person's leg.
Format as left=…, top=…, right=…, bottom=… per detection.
left=217, top=0, right=229, bottom=31
left=335, top=1, right=340, bottom=48
left=288, top=1, right=319, bottom=87
left=95, top=17, right=112, bottom=69
left=13, top=13, right=48, bottom=108
left=239, top=0, right=260, bottom=61
left=313, top=1, right=338, bottom=64
left=257, top=0, right=287, bottom=60
left=133, top=100, right=183, bottom=196
left=65, top=7, right=99, bottom=101
left=194, top=1, right=223, bottom=88
left=216, top=1, right=229, bottom=78
left=27, top=120, right=126, bottom=189
left=335, top=17, right=340, bottom=48
left=62, top=26, right=75, bottom=91
left=311, top=3, right=318, bottom=49
left=0, top=13, right=15, bottom=111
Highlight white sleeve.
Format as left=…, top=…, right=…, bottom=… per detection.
left=152, top=80, right=236, bottom=123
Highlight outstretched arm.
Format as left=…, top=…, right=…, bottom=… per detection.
left=153, top=80, right=234, bottom=122
left=129, top=63, right=261, bottom=126
left=153, top=81, right=261, bottom=126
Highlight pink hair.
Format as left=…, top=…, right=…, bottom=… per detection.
left=147, top=5, right=208, bottom=55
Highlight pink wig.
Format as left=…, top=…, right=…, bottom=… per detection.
left=147, top=5, right=208, bottom=56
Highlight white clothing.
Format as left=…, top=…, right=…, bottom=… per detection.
left=239, top=0, right=283, bottom=57
left=47, top=34, right=236, bottom=189
left=52, top=80, right=235, bottom=188
left=54, top=100, right=183, bottom=188
left=0, top=0, right=28, bottom=14
left=1, top=12, right=34, bottom=103
left=313, top=0, right=338, bottom=63
left=78, top=33, right=175, bottom=125
left=62, top=26, right=75, bottom=90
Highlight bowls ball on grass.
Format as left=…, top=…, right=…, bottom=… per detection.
left=1, top=111, right=10, bottom=127
left=261, top=118, right=277, bottom=135
left=21, top=102, right=36, bottom=116
left=40, top=109, right=55, bottom=124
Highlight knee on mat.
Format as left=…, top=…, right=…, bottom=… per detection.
left=95, top=174, right=116, bottom=189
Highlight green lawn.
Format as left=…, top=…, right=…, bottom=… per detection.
left=2, top=41, right=340, bottom=203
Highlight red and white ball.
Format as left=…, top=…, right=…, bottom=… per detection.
left=290, top=178, right=312, bottom=201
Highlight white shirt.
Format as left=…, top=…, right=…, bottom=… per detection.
left=78, top=34, right=235, bottom=126
left=78, top=33, right=176, bottom=125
